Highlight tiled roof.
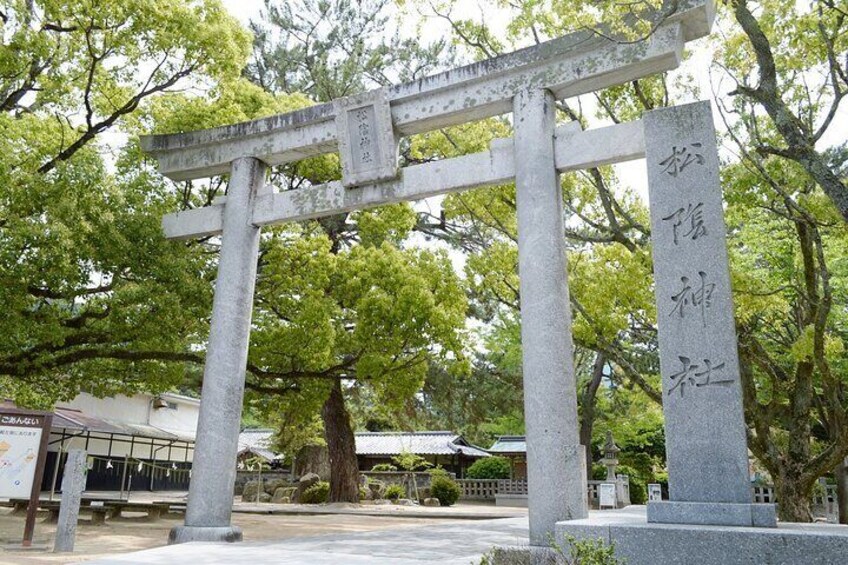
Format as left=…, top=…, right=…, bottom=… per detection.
left=488, top=435, right=526, bottom=454
left=355, top=431, right=489, bottom=458
left=237, top=428, right=281, bottom=461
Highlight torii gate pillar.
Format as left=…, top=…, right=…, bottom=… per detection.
left=515, top=88, right=588, bottom=542
left=170, top=157, right=266, bottom=544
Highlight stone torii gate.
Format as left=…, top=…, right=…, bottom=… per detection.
left=140, top=0, right=762, bottom=548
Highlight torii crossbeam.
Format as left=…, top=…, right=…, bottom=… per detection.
left=141, top=1, right=720, bottom=547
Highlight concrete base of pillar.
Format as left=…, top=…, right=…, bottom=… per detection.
left=647, top=500, right=777, bottom=527
left=552, top=507, right=848, bottom=565
left=169, top=525, right=243, bottom=544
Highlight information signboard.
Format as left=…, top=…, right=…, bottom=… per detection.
left=0, top=407, right=52, bottom=546
left=648, top=483, right=663, bottom=502
left=0, top=414, right=45, bottom=498
left=599, top=482, right=616, bottom=509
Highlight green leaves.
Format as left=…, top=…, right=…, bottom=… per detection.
left=249, top=230, right=468, bottom=412
left=0, top=0, right=249, bottom=405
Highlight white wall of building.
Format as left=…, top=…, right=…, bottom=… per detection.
left=50, top=392, right=199, bottom=462
left=57, top=392, right=200, bottom=435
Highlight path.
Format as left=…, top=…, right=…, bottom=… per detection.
left=86, top=517, right=530, bottom=564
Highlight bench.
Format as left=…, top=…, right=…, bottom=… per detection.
left=6, top=498, right=117, bottom=525
left=39, top=501, right=111, bottom=525
left=105, top=501, right=171, bottom=521
left=152, top=500, right=187, bottom=515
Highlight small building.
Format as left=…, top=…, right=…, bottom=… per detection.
left=487, top=435, right=527, bottom=480
left=236, top=428, right=283, bottom=469
left=44, top=391, right=200, bottom=493
left=355, top=431, right=489, bottom=478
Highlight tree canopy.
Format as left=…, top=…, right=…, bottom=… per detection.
left=0, top=0, right=250, bottom=405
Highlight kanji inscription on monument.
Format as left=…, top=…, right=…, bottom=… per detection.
left=644, top=101, right=776, bottom=527
left=333, top=88, right=398, bottom=188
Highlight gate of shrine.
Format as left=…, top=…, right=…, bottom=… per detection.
left=141, top=0, right=776, bottom=549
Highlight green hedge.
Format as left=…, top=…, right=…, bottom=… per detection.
left=430, top=475, right=461, bottom=506
left=371, top=463, right=398, bottom=472
left=466, top=457, right=511, bottom=479
left=384, top=484, right=406, bottom=500
left=300, top=481, right=330, bottom=504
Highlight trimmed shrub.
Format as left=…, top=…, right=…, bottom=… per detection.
left=430, top=475, right=461, bottom=507
left=466, top=457, right=511, bottom=480
left=300, top=481, right=330, bottom=504
left=384, top=484, right=406, bottom=500
left=371, top=463, right=398, bottom=472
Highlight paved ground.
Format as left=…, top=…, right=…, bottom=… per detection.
left=85, top=517, right=530, bottom=565
left=0, top=497, right=528, bottom=564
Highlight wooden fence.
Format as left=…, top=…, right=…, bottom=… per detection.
left=458, top=479, right=600, bottom=502
left=754, top=484, right=839, bottom=522
left=458, top=480, right=840, bottom=522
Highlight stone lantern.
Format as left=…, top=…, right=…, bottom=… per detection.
left=601, top=431, right=620, bottom=482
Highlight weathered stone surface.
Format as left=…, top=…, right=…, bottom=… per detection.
left=241, top=480, right=260, bottom=501
left=643, top=101, right=774, bottom=526
left=263, top=479, right=289, bottom=495
left=256, top=492, right=271, bottom=503
left=557, top=511, right=848, bottom=565
left=514, top=87, right=587, bottom=545
left=299, top=472, right=321, bottom=485
left=272, top=487, right=296, bottom=503
left=170, top=158, right=267, bottom=545
left=488, top=546, right=562, bottom=565
left=141, top=1, right=713, bottom=181
left=292, top=473, right=321, bottom=503
left=423, top=498, right=441, bottom=507
left=334, top=88, right=398, bottom=188
left=53, top=449, right=87, bottom=552
left=647, top=500, right=777, bottom=527
left=166, top=120, right=646, bottom=240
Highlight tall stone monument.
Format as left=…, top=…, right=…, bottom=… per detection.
left=53, top=449, right=87, bottom=553
left=643, top=102, right=775, bottom=528
left=554, top=103, right=848, bottom=565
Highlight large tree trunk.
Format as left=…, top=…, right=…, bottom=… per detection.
left=321, top=380, right=360, bottom=503
left=579, top=352, right=605, bottom=480
left=837, top=459, right=848, bottom=525
left=774, top=467, right=814, bottom=522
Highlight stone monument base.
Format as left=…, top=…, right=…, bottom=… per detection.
left=169, top=525, right=243, bottom=544
left=647, top=500, right=777, bottom=527
left=551, top=507, right=848, bottom=565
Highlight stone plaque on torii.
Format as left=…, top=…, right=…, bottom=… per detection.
left=140, top=0, right=775, bottom=548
